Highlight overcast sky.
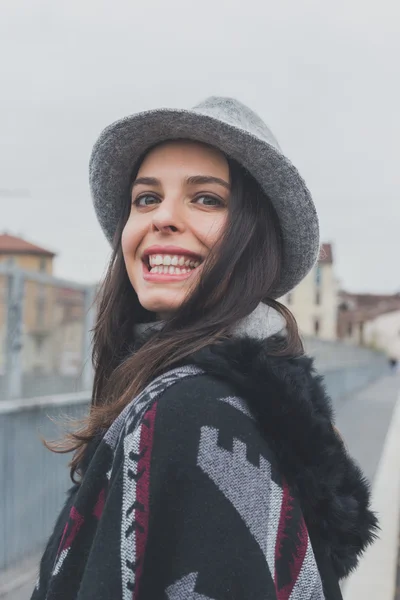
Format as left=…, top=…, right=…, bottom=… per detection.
left=1, top=0, right=399, bottom=292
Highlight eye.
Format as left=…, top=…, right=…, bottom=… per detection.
left=133, top=194, right=160, bottom=207
left=194, top=195, right=225, bottom=207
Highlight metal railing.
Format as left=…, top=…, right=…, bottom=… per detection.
left=0, top=393, right=90, bottom=571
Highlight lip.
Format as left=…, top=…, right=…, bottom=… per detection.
left=142, top=245, right=203, bottom=261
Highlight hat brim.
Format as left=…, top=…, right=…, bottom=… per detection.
left=89, top=108, right=319, bottom=298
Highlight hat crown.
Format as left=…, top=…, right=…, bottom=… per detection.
left=193, top=96, right=281, bottom=150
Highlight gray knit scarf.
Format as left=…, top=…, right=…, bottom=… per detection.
left=134, top=302, right=286, bottom=340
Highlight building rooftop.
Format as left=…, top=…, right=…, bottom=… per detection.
left=338, top=291, right=400, bottom=324
left=0, top=233, right=56, bottom=257
left=319, top=243, right=333, bottom=264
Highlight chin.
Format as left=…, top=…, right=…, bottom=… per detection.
left=137, top=290, right=185, bottom=317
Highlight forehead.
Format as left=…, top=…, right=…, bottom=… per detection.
left=137, top=140, right=229, bottom=177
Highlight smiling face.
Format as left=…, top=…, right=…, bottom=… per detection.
left=122, top=140, right=230, bottom=317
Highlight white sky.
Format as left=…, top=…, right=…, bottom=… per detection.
left=1, top=0, right=399, bottom=292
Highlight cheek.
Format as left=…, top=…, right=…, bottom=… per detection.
left=195, top=213, right=228, bottom=247
left=121, top=218, right=142, bottom=260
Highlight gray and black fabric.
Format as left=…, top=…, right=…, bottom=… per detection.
left=89, top=96, right=320, bottom=298
left=31, top=335, right=377, bottom=600
left=32, top=368, right=324, bottom=600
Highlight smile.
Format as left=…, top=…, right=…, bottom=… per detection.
left=142, top=252, right=204, bottom=282
left=148, top=254, right=201, bottom=274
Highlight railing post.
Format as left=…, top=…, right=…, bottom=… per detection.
left=5, top=268, right=24, bottom=400
left=81, top=285, right=97, bottom=391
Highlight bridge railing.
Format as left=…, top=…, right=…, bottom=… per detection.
left=0, top=392, right=90, bottom=571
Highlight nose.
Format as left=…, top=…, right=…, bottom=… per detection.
left=151, top=198, right=183, bottom=234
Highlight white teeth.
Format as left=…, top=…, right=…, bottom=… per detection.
left=149, top=265, right=192, bottom=275
left=148, top=254, right=202, bottom=269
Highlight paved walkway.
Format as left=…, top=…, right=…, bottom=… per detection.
left=0, top=554, right=39, bottom=600
left=2, top=373, right=399, bottom=600
left=335, top=372, right=400, bottom=484
left=2, top=580, right=35, bottom=600
left=395, top=533, right=400, bottom=600
left=342, top=373, right=400, bottom=600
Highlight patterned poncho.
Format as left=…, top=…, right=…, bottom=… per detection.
left=31, top=336, right=377, bottom=600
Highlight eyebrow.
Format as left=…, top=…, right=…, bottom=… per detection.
left=131, top=175, right=230, bottom=190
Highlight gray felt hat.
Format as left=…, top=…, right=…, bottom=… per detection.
left=89, top=96, right=320, bottom=298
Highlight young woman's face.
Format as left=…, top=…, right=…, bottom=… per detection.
left=122, top=140, right=230, bottom=316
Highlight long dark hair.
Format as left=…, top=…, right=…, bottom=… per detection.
left=49, top=153, right=303, bottom=480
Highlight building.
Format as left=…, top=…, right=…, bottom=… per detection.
left=0, top=233, right=56, bottom=374
left=0, top=232, right=55, bottom=274
left=337, top=292, right=400, bottom=358
left=52, top=287, right=85, bottom=376
left=280, top=243, right=338, bottom=340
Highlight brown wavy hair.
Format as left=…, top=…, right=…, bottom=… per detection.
left=48, top=154, right=303, bottom=481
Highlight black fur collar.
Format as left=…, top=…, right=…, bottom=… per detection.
left=188, top=335, right=378, bottom=579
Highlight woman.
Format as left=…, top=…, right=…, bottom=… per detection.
left=32, top=97, right=377, bottom=600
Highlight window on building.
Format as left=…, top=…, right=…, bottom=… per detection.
left=315, top=266, right=322, bottom=287
left=348, top=323, right=353, bottom=336
left=35, top=335, right=44, bottom=350
left=315, top=290, right=321, bottom=305
left=314, top=318, right=320, bottom=336
left=36, top=297, right=46, bottom=328
left=359, top=322, right=365, bottom=345
left=39, top=258, right=47, bottom=272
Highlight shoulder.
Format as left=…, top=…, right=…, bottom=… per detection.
left=155, top=370, right=253, bottom=423
left=139, top=370, right=279, bottom=477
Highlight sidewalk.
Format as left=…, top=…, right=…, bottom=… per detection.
left=335, top=372, right=400, bottom=483
left=0, top=554, right=39, bottom=600
left=1, top=579, right=36, bottom=600
left=342, top=373, right=400, bottom=600
left=395, top=532, right=400, bottom=600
